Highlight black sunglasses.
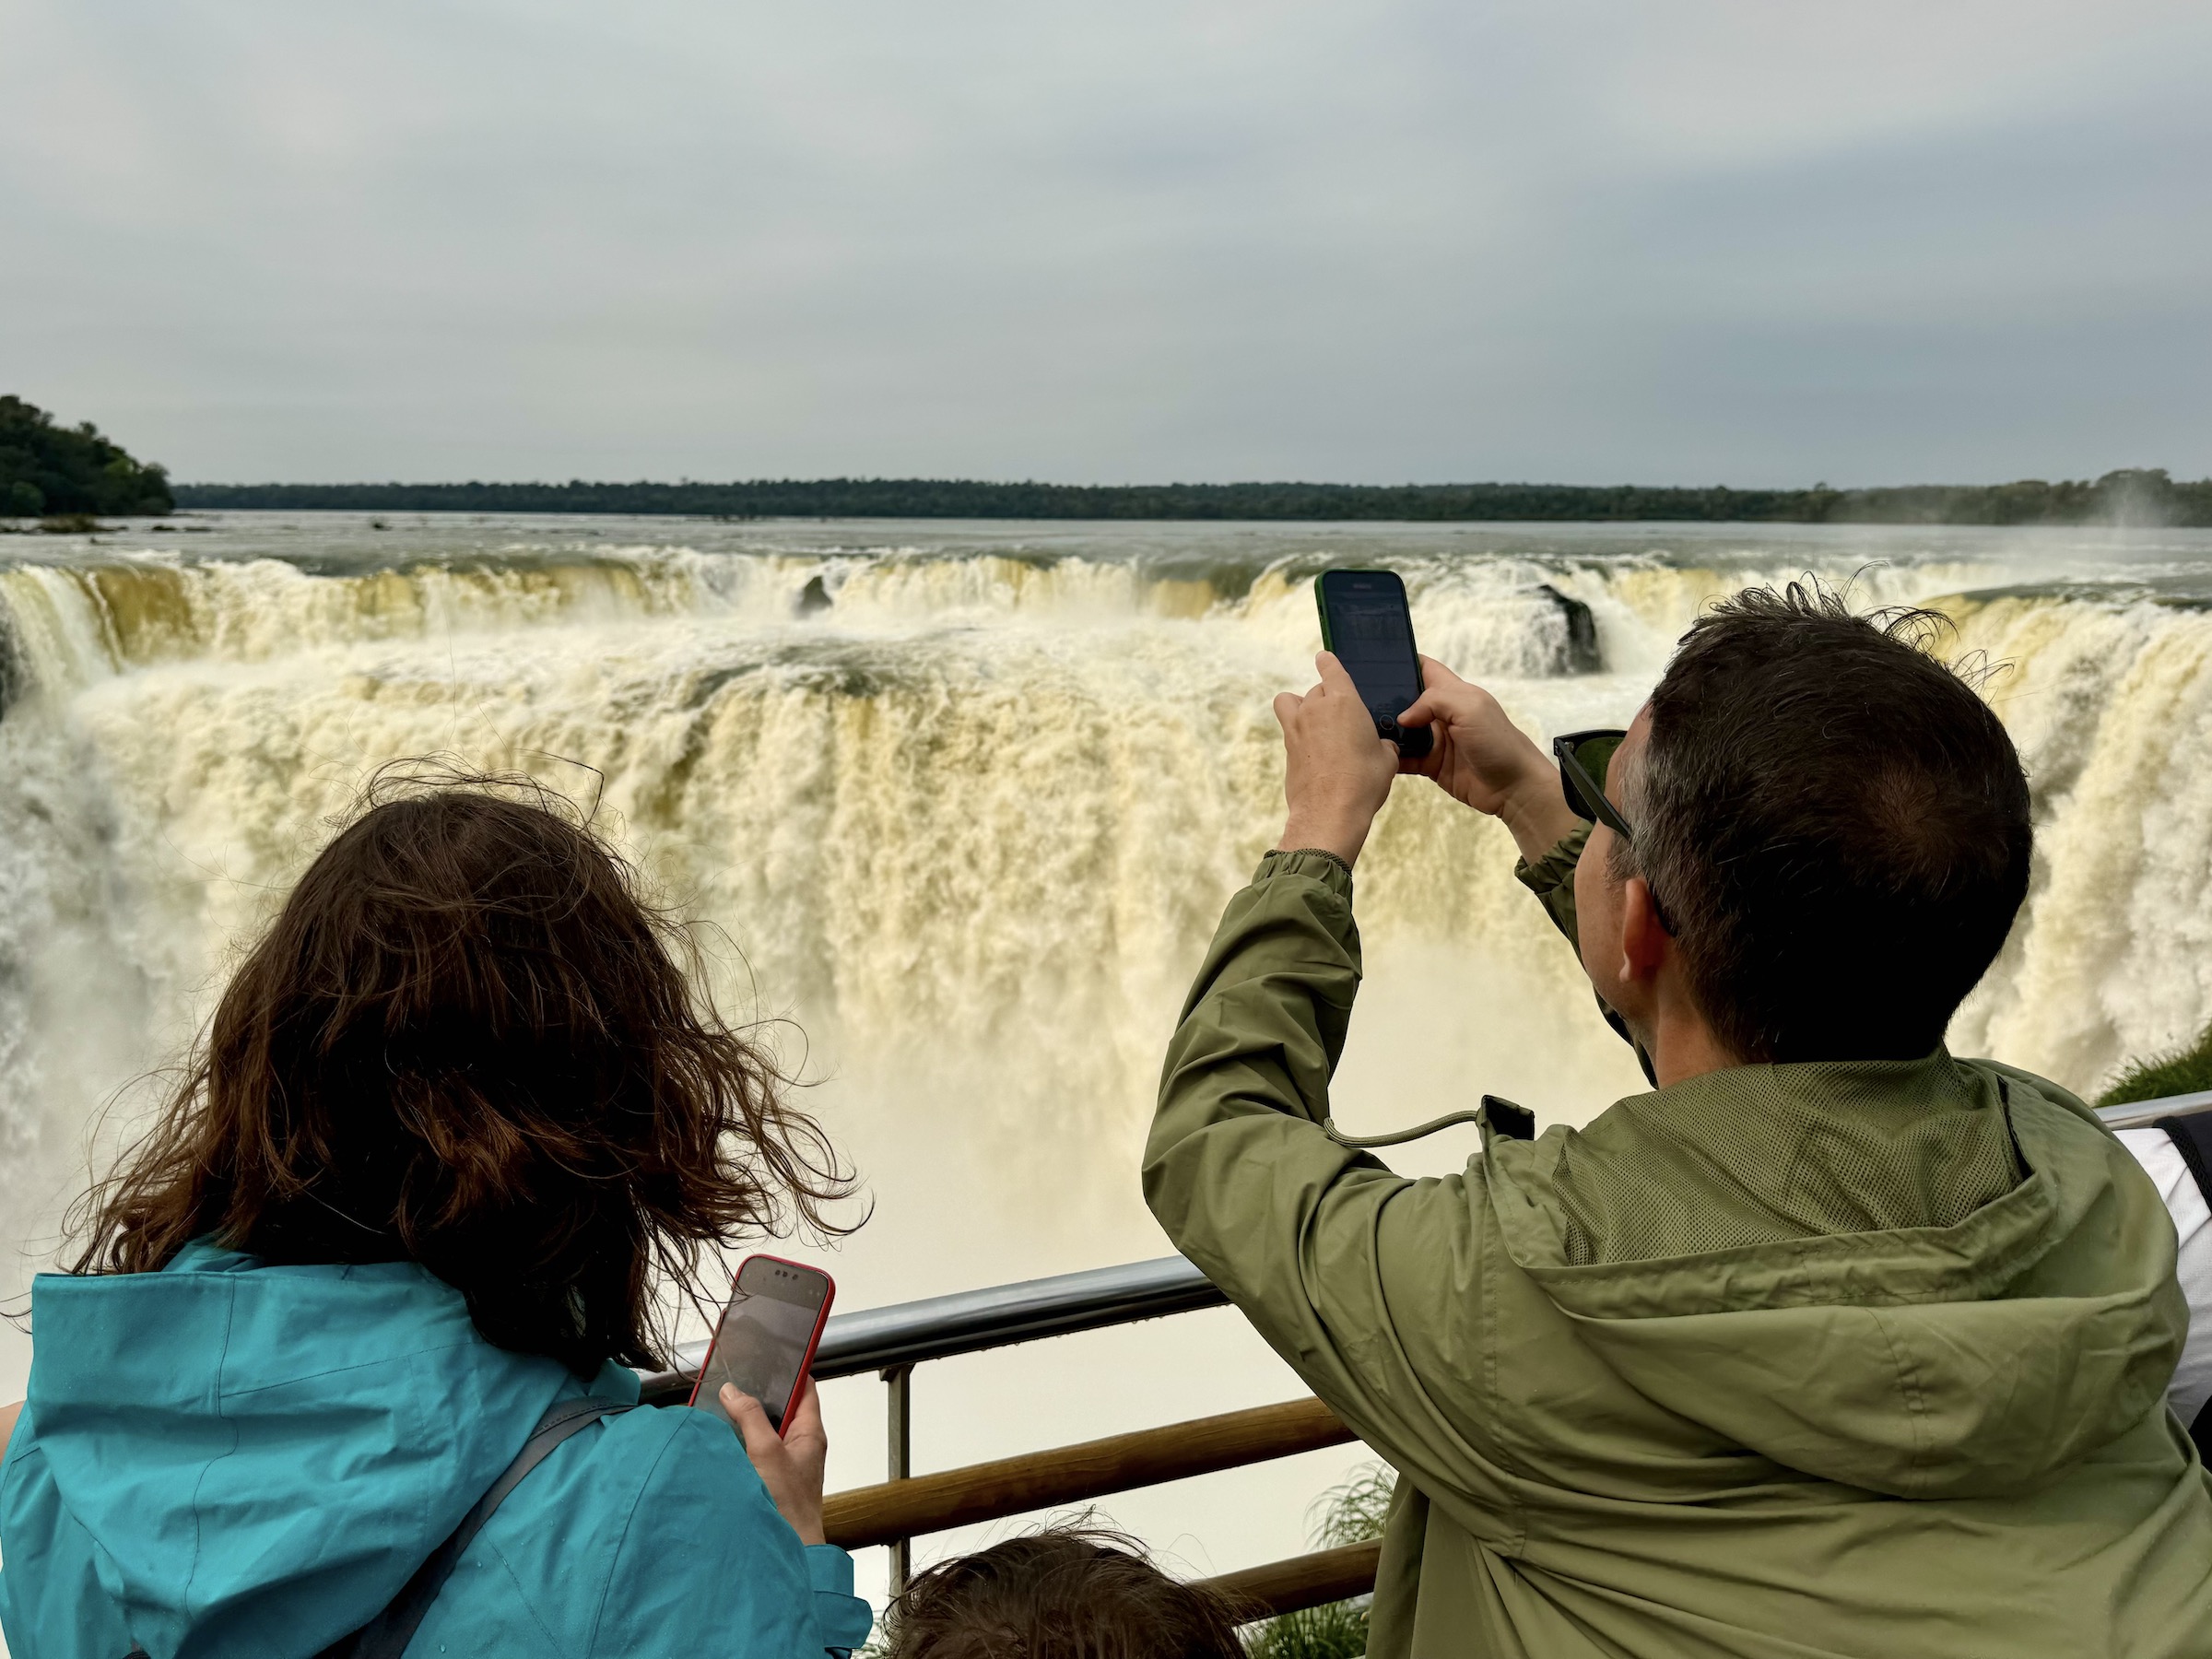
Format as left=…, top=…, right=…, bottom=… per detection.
left=1553, top=728, right=1634, bottom=841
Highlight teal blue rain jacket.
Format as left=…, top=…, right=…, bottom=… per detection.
left=0, top=1241, right=874, bottom=1659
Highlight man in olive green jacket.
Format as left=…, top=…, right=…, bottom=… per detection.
left=1147, top=589, right=2212, bottom=1658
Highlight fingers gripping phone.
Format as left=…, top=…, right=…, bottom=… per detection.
left=1314, top=569, right=1432, bottom=759
left=689, top=1254, right=835, bottom=1437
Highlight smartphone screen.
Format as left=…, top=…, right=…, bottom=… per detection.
left=1315, top=570, right=1431, bottom=758
left=689, top=1255, right=834, bottom=1434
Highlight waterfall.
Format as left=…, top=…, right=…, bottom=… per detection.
left=1, top=516, right=2208, bottom=1371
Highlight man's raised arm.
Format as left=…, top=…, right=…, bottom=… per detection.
left=1143, top=653, right=1422, bottom=1431
left=1144, top=841, right=1522, bottom=1527
left=1141, top=653, right=1550, bottom=1525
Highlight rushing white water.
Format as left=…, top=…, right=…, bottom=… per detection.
left=4, top=512, right=2211, bottom=1591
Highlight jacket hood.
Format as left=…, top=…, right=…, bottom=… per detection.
left=1483, top=1057, right=2185, bottom=1500
left=8, top=1241, right=628, bottom=1658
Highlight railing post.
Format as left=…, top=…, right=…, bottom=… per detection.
left=884, top=1363, right=914, bottom=1597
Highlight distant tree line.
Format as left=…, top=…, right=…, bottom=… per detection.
left=1, top=395, right=173, bottom=517
left=174, top=470, right=2212, bottom=525
left=8, top=389, right=2201, bottom=525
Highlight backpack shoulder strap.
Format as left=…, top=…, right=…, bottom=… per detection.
left=314, top=1394, right=636, bottom=1659
left=2150, top=1117, right=2212, bottom=1460
left=2155, top=1113, right=2212, bottom=1211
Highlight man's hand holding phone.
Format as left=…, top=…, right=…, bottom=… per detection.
left=723, top=1380, right=829, bottom=1546
left=1274, top=649, right=1583, bottom=869
left=1273, top=651, right=1402, bottom=867
left=1398, top=657, right=1583, bottom=861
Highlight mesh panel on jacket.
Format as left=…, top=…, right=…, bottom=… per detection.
left=1553, top=1061, right=2024, bottom=1265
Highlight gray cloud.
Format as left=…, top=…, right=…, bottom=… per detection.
left=3, top=0, right=2207, bottom=485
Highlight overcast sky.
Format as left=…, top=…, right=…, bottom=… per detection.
left=3, top=1, right=2208, bottom=487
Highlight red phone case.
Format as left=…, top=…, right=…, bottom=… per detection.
left=687, top=1253, right=836, bottom=1438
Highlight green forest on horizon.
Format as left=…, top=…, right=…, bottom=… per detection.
left=6, top=393, right=2209, bottom=526
left=170, top=469, right=2212, bottom=525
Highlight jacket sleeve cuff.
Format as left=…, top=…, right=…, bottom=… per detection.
left=1513, top=822, right=1591, bottom=900
left=805, top=1545, right=875, bottom=1656
left=1254, top=847, right=1355, bottom=895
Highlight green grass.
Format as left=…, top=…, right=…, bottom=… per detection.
left=1244, top=1465, right=1397, bottom=1659
left=2099, top=1019, right=2212, bottom=1107
left=1246, top=1597, right=1371, bottom=1659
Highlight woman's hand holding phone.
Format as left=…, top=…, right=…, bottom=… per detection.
left=690, top=1253, right=835, bottom=1541
left=723, top=1379, right=829, bottom=1546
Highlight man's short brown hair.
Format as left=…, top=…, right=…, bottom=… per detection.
left=1621, top=582, right=2032, bottom=1064
left=880, top=1527, right=1250, bottom=1659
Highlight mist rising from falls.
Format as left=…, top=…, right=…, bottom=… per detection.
left=3, top=517, right=2211, bottom=1343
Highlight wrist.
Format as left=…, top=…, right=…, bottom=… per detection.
left=1277, top=811, right=1370, bottom=866
left=1495, top=762, right=1579, bottom=859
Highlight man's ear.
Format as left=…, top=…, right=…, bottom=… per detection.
left=1618, top=876, right=1669, bottom=986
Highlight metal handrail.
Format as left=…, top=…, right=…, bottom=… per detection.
left=813, top=1254, right=1225, bottom=1379
left=642, top=1253, right=1224, bottom=1397
left=2095, top=1089, right=2212, bottom=1131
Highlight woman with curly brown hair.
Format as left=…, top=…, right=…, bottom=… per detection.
left=0, top=781, right=871, bottom=1659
